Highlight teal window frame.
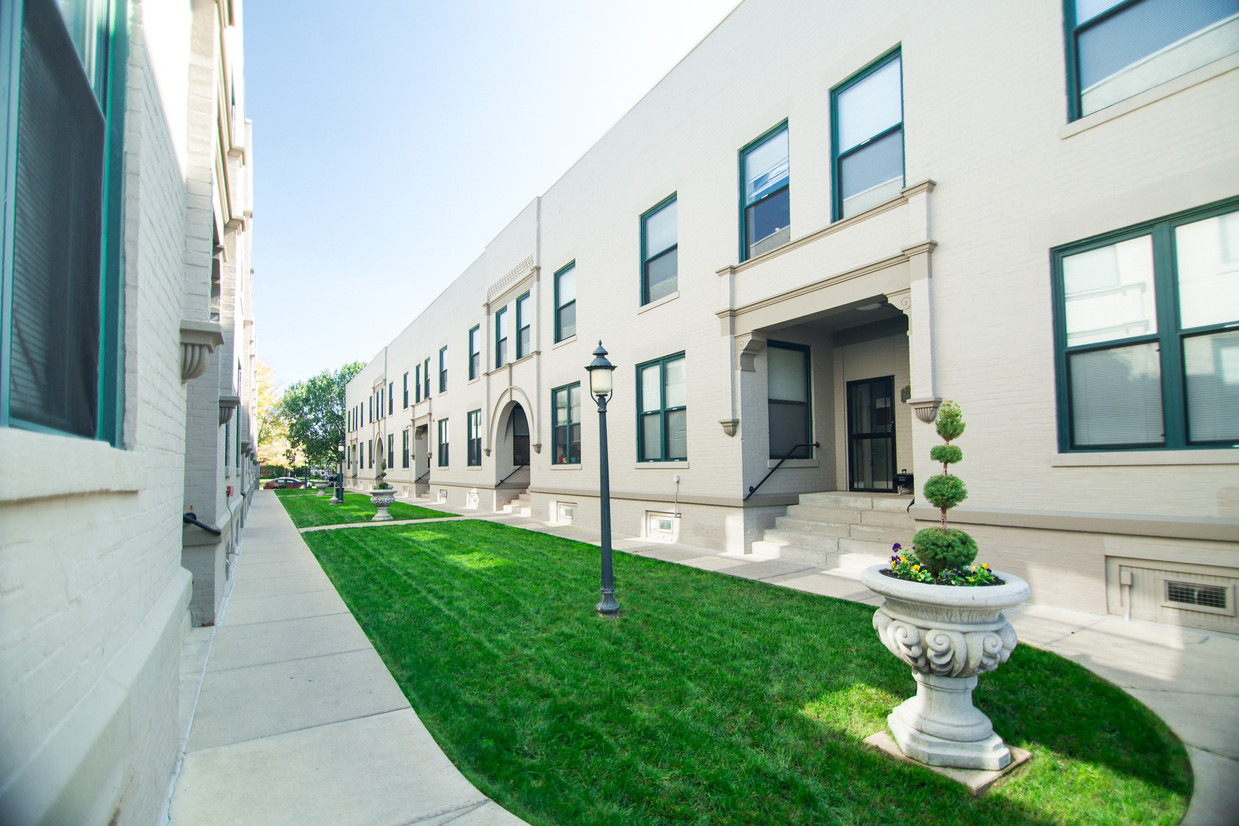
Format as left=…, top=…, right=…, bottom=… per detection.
left=422, top=357, right=430, bottom=399
left=554, top=261, right=576, bottom=342
left=767, top=341, right=813, bottom=459
left=641, top=194, right=678, bottom=305
left=1051, top=197, right=1239, bottom=451
left=495, top=305, right=508, bottom=368
left=1062, top=0, right=1239, bottom=122
left=387, top=433, right=393, bottom=467
left=437, top=417, right=449, bottom=467
left=402, top=372, right=409, bottom=408
left=551, top=382, right=581, bottom=465
left=388, top=381, right=394, bottom=415
left=414, top=364, right=422, bottom=403
left=739, top=122, right=790, bottom=262
left=831, top=47, right=904, bottom=222
left=1, top=0, right=129, bottom=445
left=636, top=352, right=687, bottom=462
left=467, top=409, right=481, bottom=466
left=402, top=428, right=409, bottom=468
left=439, top=345, right=447, bottom=392
left=516, top=292, right=531, bottom=359
left=468, top=325, right=480, bottom=380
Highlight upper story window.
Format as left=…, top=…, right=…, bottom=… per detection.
left=637, top=353, right=687, bottom=462
left=552, top=383, right=581, bottom=465
left=495, top=306, right=509, bottom=368
left=1066, top=0, right=1239, bottom=120
left=415, top=364, right=423, bottom=402
left=2, top=0, right=127, bottom=445
left=641, top=195, right=678, bottom=304
left=832, top=49, right=904, bottom=220
left=403, top=372, right=409, bottom=408
left=516, top=293, right=531, bottom=359
left=1052, top=198, right=1239, bottom=450
left=740, top=123, right=790, bottom=261
left=467, top=409, right=481, bottom=466
left=422, top=357, right=430, bottom=399
left=388, top=381, right=394, bottom=415
left=439, top=346, right=448, bottom=392
left=468, top=325, right=480, bottom=380
left=555, top=262, right=576, bottom=342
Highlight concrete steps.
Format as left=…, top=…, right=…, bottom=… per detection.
left=752, top=491, right=913, bottom=572
left=500, top=490, right=531, bottom=516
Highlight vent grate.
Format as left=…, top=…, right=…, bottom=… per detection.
left=1166, top=580, right=1228, bottom=610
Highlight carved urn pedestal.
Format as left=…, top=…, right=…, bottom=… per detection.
left=369, top=488, right=396, bottom=521
left=860, top=565, right=1030, bottom=771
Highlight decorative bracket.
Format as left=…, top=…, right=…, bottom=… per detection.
left=736, top=332, right=767, bottom=373
left=180, top=320, right=224, bottom=382
left=219, top=394, right=240, bottom=426
left=719, top=419, right=739, bottom=437
left=908, top=397, right=942, bottom=423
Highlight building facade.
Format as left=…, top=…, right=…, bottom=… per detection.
left=0, top=0, right=255, bottom=823
left=346, top=0, right=1238, bottom=632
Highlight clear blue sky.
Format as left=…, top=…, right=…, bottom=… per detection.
left=245, top=0, right=739, bottom=391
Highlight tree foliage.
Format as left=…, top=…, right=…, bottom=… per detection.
left=255, top=360, right=288, bottom=466
left=278, top=361, right=364, bottom=470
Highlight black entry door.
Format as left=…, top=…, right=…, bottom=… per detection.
left=847, top=376, right=896, bottom=492
left=511, top=407, right=530, bottom=466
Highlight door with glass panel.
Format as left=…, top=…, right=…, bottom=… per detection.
left=847, top=376, right=896, bottom=492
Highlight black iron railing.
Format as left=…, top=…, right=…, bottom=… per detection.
left=498, top=463, right=527, bottom=486
left=743, top=442, right=820, bottom=502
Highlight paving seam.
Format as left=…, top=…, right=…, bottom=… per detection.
left=181, top=707, right=416, bottom=758
left=396, top=798, right=493, bottom=825
left=202, top=645, right=378, bottom=674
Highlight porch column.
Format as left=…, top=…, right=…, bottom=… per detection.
left=890, top=241, right=940, bottom=423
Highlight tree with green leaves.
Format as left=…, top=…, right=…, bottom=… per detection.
left=278, top=361, right=364, bottom=472
left=911, top=401, right=978, bottom=576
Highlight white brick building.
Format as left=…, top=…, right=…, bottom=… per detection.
left=346, top=0, right=1238, bottom=633
left=0, top=0, right=255, bottom=823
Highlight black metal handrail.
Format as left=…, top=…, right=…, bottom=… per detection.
left=415, top=469, right=431, bottom=483
left=498, top=463, right=527, bottom=486
left=744, top=442, right=820, bottom=501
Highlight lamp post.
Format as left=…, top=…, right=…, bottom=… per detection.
left=331, top=438, right=344, bottom=504
left=586, top=341, right=619, bottom=615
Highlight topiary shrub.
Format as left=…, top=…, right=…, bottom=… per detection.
left=912, top=401, right=978, bottom=577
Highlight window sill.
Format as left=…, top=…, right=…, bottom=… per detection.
left=1061, top=53, right=1239, bottom=139
left=635, top=461, right=689, bottom=469
left=552, top=335, right=577, bottom=351
left=1051, top=448, right=1238, bottom=467
left=550, top=463, right=582, bottom=470
left=638, top=291, right=679, bottom=314
left=0, top=428, right=143, bottom=502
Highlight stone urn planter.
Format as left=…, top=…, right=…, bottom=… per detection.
left=316, top=480, right=331, bottom=496
left=861, top=565, right=1030, bottom=771
left=368, top=487, right=396, bottom=521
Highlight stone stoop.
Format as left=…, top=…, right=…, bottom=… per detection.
left=500, top=490, right=531, bottom=516
left=751, top=492, right=915, bottom=577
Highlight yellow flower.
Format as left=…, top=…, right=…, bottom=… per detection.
left=912, top=564, right=920, bottom=572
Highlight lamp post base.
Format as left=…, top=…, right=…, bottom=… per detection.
left=596, top=588, right=619, bottom=615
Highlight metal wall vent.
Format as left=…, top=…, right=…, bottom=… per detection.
left=1164, top=580, right=1231, bottom=615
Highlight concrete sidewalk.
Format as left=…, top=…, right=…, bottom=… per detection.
left=168, top=491, right=1239, bottom=825
left=166, top=492, right=527, bottom=826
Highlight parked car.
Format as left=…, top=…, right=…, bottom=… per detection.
left=263, top=477, right=305, bottom=489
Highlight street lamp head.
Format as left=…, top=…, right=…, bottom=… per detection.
left=337, top=439, right=345, bottom=457
left=586, top=341, right=616, bottom=400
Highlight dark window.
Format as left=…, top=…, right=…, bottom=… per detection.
left=832, top=49, right=904, bottom=220
left=402, top=428, right=409, bottom=468
left=637, top=353, right=687, bottom=461
left=423, top=358, right=430, bottom=398
left=389, top=382, right=394, bottom=415
left=467, top=409, right=481, bottom=466
left=3, top=0, right=128, bottom=444
left=740, top=124, right=789, bottom=260
left=403, top=372, right=409, bottom=408
left=768, top=342, right=813, bottom=459
left=468, top=325, right=480, bottom=380
left=437, top=418, right=449, bottom=467
left=642, top=195, right=678, bottom=304
left=1052, top=199, right=1239, bottom=450
left=552, top=383, right=581, bottom=465
left=555, top=263, right=576, bottom=342
left=516, top=293, right=531, bottom=359
left=415, top=364, right=422, bottom=402
left=439, top=346, right=447, bottom=392
left=495, top=306, right=509, bottom=368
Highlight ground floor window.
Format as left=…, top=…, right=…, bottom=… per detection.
left=767, top=341, right=812, bottom=458
left=552, top=383, right=581, bottom=464
left=1053, top=198, right=1239, bottom=450
left=467, top=409, right=481, bottom=466
left=402, top=429, right=410, bottom=468
left=637, top=353, right=687, bottom=461
left=438, top=418, right=449, bottom=466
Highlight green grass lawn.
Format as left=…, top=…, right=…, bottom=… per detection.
left=301, top=520, right=1190, bottom=826
left=273, top=488, right=452, bottom=527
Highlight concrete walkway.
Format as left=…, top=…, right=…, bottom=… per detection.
left=168, top=491, right=1239, bottom=825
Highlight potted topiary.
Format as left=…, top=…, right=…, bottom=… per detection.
left=369, top=461, right=395, bottom=521
left=860, top=401, right=1030, bottom=771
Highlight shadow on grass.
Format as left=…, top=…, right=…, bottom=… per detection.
left=302, top=519, right=1190, bottom=826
